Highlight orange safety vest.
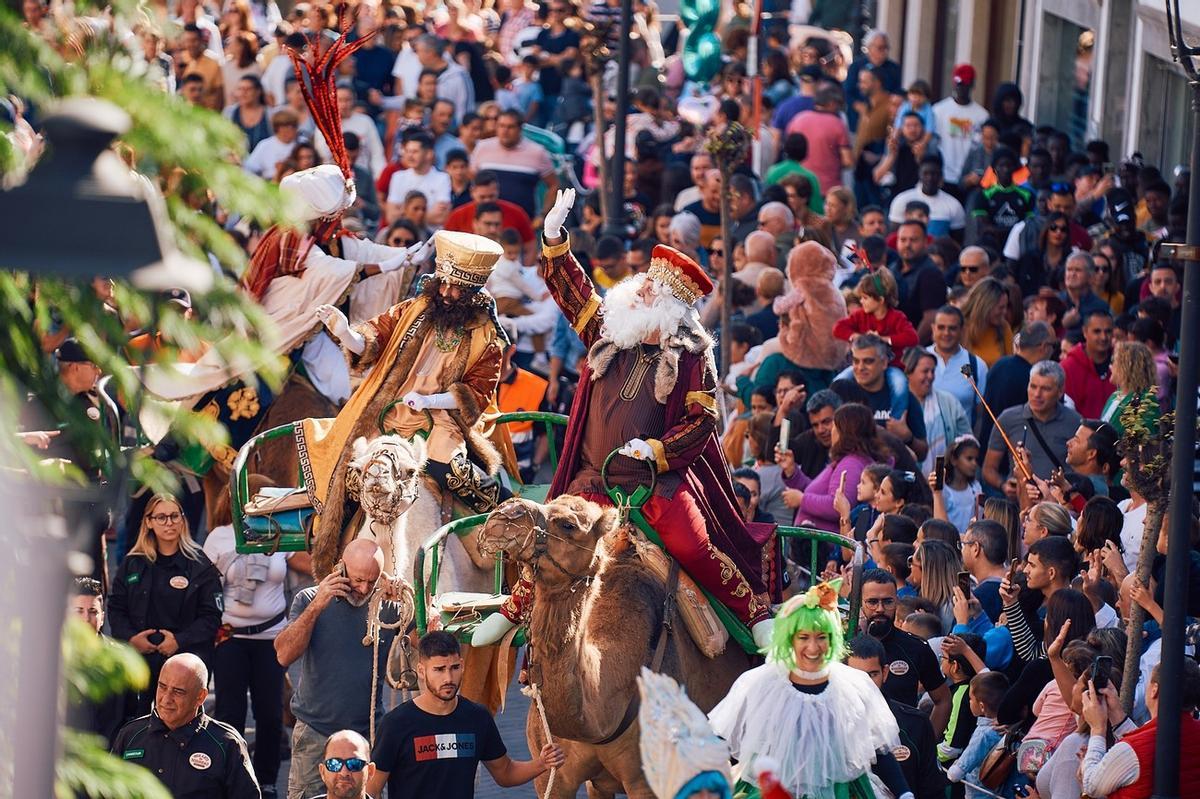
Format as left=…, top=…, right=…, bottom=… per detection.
left=498, top=368, right=549, bottom=438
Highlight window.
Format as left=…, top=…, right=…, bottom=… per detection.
left=1137, top=55, right=1197, bottom=173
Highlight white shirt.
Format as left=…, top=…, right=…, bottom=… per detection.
left=243, top=134, right=296, bottom=179
left=931, top=97, right=989, bottom=183
left=202, top=524, right=292, bottom=639
left=673, top=185, right=701, bottom=212
left=927, top=344, right=988, bottom=424
left=1118, top=498, right=1148, bottom=575
left=390, top=45, right=424, bottom=99
left=1002, top=220, right=1027, bottom=260
left=260, top=53, right=292, bottom=107
left=315, top=113, right=386, bottom=179
left=888, top=188, right=967, bottom=237
left=386, top=166, right=452, bottom=207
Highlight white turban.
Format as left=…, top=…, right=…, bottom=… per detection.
left=280, top=164, right=356, bottom=221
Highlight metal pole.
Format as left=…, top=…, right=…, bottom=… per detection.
left=605, top=0, right=634, bottom=239
left=718, top=170, right=734, bottom=376
left=1152, top=78, right=1200, bottom=799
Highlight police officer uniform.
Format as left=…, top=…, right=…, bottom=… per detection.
left=108, top=551, right=223, bottom=716
left=886, top=698, right=947, bottom=799
left=112, top=710, right=261, bottom=798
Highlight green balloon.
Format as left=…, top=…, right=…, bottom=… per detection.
left=683, top=31, right=722, bottom=82
left=679, top=0, right=719, bottom=27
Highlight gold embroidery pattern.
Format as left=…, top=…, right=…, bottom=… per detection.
left=542, top=235, right=572, bottom=259
left=227, top=387, right=260, bottom=421
left=619, top=345, right=659, bottom=401
left=573, top=293, right=601, bottom=335
left=445, top=453, right=500, bottom=513
left=648, top=257, right=702, bottom=304
left=646, top=438, right=669, bottom=473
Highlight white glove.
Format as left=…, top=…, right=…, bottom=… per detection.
left=618, top=437, right=655, bottom=461
left=315, top=304, right=365, bottom=354
left=543, top=188, right=575, bottom=241
left=401, top=391, right=457, bottom=411
left=379, top=238, right=434, bottom=272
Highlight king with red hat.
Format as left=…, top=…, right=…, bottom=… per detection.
left=472, top=189, right=777, bottom=649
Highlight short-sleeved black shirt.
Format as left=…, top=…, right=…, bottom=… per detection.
left=372, top=698, right=506, bottom=799
left=877, top=626, right=946, bottom=706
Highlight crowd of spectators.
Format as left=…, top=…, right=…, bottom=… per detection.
left=18, top=0, right=1200, bottom=796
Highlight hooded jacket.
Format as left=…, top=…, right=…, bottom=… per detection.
left=990, top=82, right=1032, bottom=139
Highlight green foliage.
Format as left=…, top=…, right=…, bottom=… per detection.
left=57, top=729, right=171, bottom=799
left=61, top=617, right=149, bottom=704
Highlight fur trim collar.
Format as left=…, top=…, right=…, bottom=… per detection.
left=587, top=324, right=715, bottom=404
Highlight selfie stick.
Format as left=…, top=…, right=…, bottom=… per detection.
left=959, top=364, right=1033, bottom=482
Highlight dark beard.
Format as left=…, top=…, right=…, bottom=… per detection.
left=421, top=278, right=485, bottom=332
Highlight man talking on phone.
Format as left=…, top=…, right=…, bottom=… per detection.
left=274, top=539, right=406, bottom=799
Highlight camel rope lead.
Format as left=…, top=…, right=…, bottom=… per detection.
left=521, top=680, right=557, bottom=799
left=364, top=573, right=415, bottom=747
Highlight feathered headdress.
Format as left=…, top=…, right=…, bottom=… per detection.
left=637, top=668, right=731, bottom=799
left=241, top=15, right=377, bottom=301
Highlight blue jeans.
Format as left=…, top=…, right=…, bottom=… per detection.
left=835, top=365, right=909, bottom=419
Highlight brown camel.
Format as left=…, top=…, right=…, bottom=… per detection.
left=477, top=495, right=756, bottom=799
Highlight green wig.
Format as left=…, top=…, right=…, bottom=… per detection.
left=766, top=580, right=847, bottom=668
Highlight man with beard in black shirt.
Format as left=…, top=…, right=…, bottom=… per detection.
left=859, top=569, right=951, bottom=737
left=847, top=634, right=947, bottom=799
left=368, top=632, right=564, bottom=799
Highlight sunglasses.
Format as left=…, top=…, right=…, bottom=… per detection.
left=1049, top=182, right=1071, bottom=193
left=148, top=513, right=182, bottom=524
left=1095, top=264, right=1111, bottom=272
left=390, top=237, right=416, bottom=247
left=960, top=265, right=981, bottom=274
left=324, top=757, right=368, bottom=773
left=1048, top=225, right=1068, bottom=233
left=709, top=247, right=725, bottom=256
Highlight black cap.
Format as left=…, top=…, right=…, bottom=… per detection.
left=55, top=338, right=92, bottom=364
left=164, top=288, right=192, bottom=309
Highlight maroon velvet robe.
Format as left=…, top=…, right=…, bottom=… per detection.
left=541, top=235, right=778, bottom=599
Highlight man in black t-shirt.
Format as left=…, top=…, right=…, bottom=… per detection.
left=858, top=569, right=951, bottom=738
left=367, top=632, right=564, bottom=799
left=831, top=333, right=929, bottom=461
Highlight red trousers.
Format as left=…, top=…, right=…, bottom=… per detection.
left=579, top=486, right=769, bottom=625
left=499, top=485, right=769, bottom=626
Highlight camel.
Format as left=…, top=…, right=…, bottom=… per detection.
left=477, top=495, right=757, bottom=799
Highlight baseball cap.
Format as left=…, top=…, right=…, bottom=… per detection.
left=55, top=338, right=92, bottom=364
left=163, top=288, right=192, bottom=309
left=952, top=64, right=976, bottom=85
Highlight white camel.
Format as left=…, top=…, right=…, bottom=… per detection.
left=346, top=434, right=496, bottom=604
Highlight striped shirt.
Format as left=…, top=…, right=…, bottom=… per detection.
left=469, top=137, right=554, bottom=217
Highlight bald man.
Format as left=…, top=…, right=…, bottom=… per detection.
left=275, top=539, right=406, bottom=799
left=315, top=730, right=375, bottom=799
left=112, top=653, right=260, bottom=798
left=739, top=230, right=779, bottom=286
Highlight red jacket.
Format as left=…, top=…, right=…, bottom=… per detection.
left=832, top=308, right=919, bottom=366
left=1061, top=342, right=1116, bottom=418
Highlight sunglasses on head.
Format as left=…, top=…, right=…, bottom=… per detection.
left=1049, top=182, right=1071, bottom=193
left=324, top=757, right=368, bottom=773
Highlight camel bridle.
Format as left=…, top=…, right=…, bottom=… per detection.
left=486, top=498, right=597, bottom=591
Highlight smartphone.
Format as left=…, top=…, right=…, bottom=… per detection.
left=1091, top=655, right=1113, bottom=691
left=1007, top=557, right=1022, bottom=584
left=957, top=570, right=972, bottom=597
left=779, top=419, right=792, bottom=455
left=934, top=456, right=946, bottom=490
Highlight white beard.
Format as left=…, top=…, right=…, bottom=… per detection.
left=599, top=274, right=691, bottom=349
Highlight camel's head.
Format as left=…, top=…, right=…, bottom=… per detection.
left=477, top=495, right=620, bottom=587
left=348, top=434, right=428, bottom=526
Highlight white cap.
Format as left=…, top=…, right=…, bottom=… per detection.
left=279, top=164, right=356, bottom=221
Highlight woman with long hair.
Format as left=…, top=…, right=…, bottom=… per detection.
left=910, top=539, right=963, bottom=634
left=961, top=277, right=1013, bottom=366
left=874, top=468, right=928, bottom=514
left=776, top=402, right=890, bottom=532
left=107, top=494, right=222, bottom=716
left=761, top=48, right=796, bottom=104
left=645, top=202, right=675, bottom=245
left=221, top=30, right=261, bottom=106
left=779, top=173, right=831, bottom=239
left=1073, top=496, right=1125, bottom=556
left=1100, top=340, right=1160, bottom=435
left=203, top=476, right=311, bottom=791
left=823, top=186, right=858, bottom=253
left=1016, top=210, right=1071, bottom=295
left=224, top=74, right=271, bottom=151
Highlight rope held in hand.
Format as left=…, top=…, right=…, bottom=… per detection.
left=521, top=681, right=557, bottom=799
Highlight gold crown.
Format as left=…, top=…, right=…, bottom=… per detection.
left=647, top=257, right=704, bottom=305
left=433, top=230, right=504, bottom=287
